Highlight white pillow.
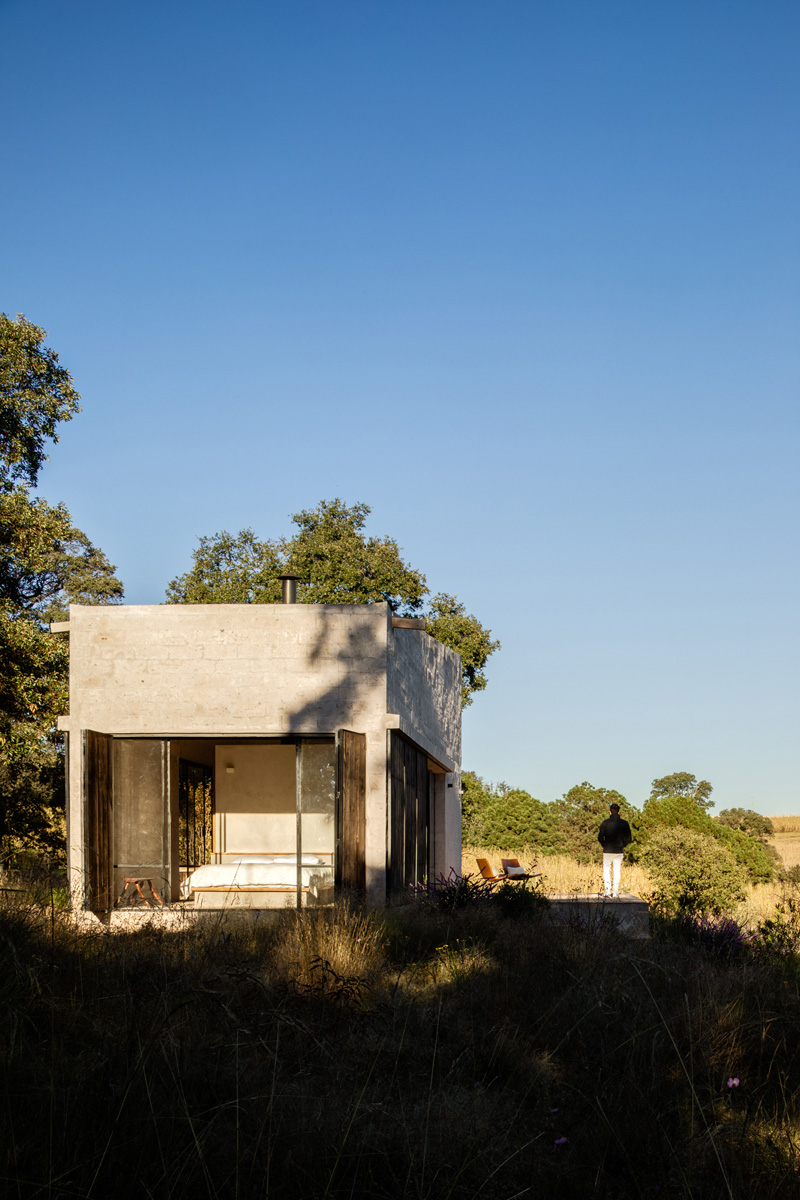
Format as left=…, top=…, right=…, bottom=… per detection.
left=269, top=854, right=325, bottom=866
left=505, top=864, right=526, bottom=877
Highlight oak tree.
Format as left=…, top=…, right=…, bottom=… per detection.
left=167, top=498, right=499, bottom=707
left=0, top=314, right=123, bottom=857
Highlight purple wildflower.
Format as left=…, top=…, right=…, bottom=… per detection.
left=727, top=1077, right=740, bottom=1089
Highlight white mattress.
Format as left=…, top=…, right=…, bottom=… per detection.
left=186, top=861, right=330, bottom=891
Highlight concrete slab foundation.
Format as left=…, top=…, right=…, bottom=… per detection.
left=545, top=893, right=650, bottom=938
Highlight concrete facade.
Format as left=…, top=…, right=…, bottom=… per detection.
left=58, top=602, right=462, bottom=907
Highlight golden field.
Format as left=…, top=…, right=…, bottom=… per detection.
left=769, top=815, right=800, bottom=833
left=767, top=817, right=800, bottom=874
left=464, top=835, right=800, bottom=924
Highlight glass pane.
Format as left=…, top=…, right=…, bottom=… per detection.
left=299, top=741, right=336, bottom=906
left=112, top=739, right=165, bottom=902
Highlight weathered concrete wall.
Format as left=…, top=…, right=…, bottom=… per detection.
left=66, top=603, right=389, bottom=736
left=386, top=626, right=461, bottom=770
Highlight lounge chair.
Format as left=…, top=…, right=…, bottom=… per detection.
left=501, top=857, right=542, bottom=882
left=475, top=857, right=506, bottom=885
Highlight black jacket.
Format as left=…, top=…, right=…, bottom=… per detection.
left=598, top=815, right=632, bottom=854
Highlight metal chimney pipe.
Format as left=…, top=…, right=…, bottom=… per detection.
left=279, top=574, right=299, bottom=604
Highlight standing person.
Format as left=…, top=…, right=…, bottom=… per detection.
left=598, top=803, right=632, bottom=898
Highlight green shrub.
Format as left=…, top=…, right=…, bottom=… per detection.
left=461, top=772, right=561, bottom=853
left=640, top=826, right=747, bottom=917
left=643, top=792, right=773, bottom=883
left=715, top=825, right=775, bottom=884
left=490, top=878, right=550, bottom=919
left=716, top=807, right=774, bottom=838
left=643, top=791, right=712, bottom=834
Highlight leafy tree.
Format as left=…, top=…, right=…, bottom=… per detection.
left=480, top=787, right=560, bottom=855
left=167, top=498, right=499, bottom=707
left=284, top=500, right=427, bottom=610
left=0, top=314, right=123, bottom=859
left=0, top=314, right=81, bottom=490
left=0, top=489, right=121, bottom=622
left=165, top=528, right=283, bottom=605
left=555, top=782, right=637, bottom=862
left=640, top=826, right=747, bottom=917
left=716, top=808, right=774, bottom=840
left=643, top=792, right=711, bottom=835
left=425, top=593, right=500, bottom=708
left=649, top=772, right=713, bottom=811
left=460, top=771, right=493, bottom=847
left=643, top=783, right=773, bottom=884
left=460, top=772, right=559, bottom=853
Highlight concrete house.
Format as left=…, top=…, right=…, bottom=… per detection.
left=56, top=594, right=462, bottom=911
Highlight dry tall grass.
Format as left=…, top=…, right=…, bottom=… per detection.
left=271, top=898, right=386, bottom=989
left=769, top=815, right=800, bottom=833
left=464, top=843, right=799, bottom=924
left=769, top=833, right=800, bottom=869
left=464, top=844, right=651, bottom=896
left=3, top=889, right=800, bottom=1198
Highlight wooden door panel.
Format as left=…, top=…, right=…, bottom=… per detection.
left=389, top=731, right=405, bottom=893
left=389, top=731, right=431, bottom=894
left=83, top=730, right=113, bottom=911
left=338, top=730, right=366, bottom=890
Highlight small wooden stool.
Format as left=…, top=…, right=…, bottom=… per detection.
left=116, top=877, right=164, bottom=908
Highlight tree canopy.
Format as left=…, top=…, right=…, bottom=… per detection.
left=641, top=777, right=773, bottom=883
left=461, top=772, right=559, bottom=852
left=0, top=314, right=81, bottom=491
left=555, top=782, right=635, bottom=862
left=168, top=498, right=499, bottom=707
left=715, top=808, right=774, bottom=840
left=0, top=314, right=123, bottom=858
left=649, top=772, right=713, bottom=811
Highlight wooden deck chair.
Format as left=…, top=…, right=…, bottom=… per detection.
left=501, top=857, right=542, bottom=882
left=475, top=857, right=506, bottom=886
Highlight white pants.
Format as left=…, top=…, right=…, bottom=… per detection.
left=603, top=853, right=623, bottom=897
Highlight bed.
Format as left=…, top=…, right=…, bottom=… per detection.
left=185, top=854, right=334, bottom=909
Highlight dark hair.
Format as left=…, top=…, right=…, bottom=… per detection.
left=609, top=803, right=620, bottom=813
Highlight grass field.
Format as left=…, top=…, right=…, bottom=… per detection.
left=769, top=816, right=800, bottom=833
left=4, top=883, right=800, bottom=1198
left=768, top=832, right=800, bottom=870
left=464, top=841, right=800, bottom=925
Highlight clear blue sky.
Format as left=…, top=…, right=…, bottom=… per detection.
left=3, top=0, right=798, bottom=812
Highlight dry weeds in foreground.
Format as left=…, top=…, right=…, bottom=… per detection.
left=3, top=891, right=800, bottom=1198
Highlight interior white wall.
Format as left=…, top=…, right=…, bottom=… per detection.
left=214, top=744, right=295, bottom=855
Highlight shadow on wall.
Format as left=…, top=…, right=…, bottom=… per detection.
left=282, top=606, right=387, bottom=733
